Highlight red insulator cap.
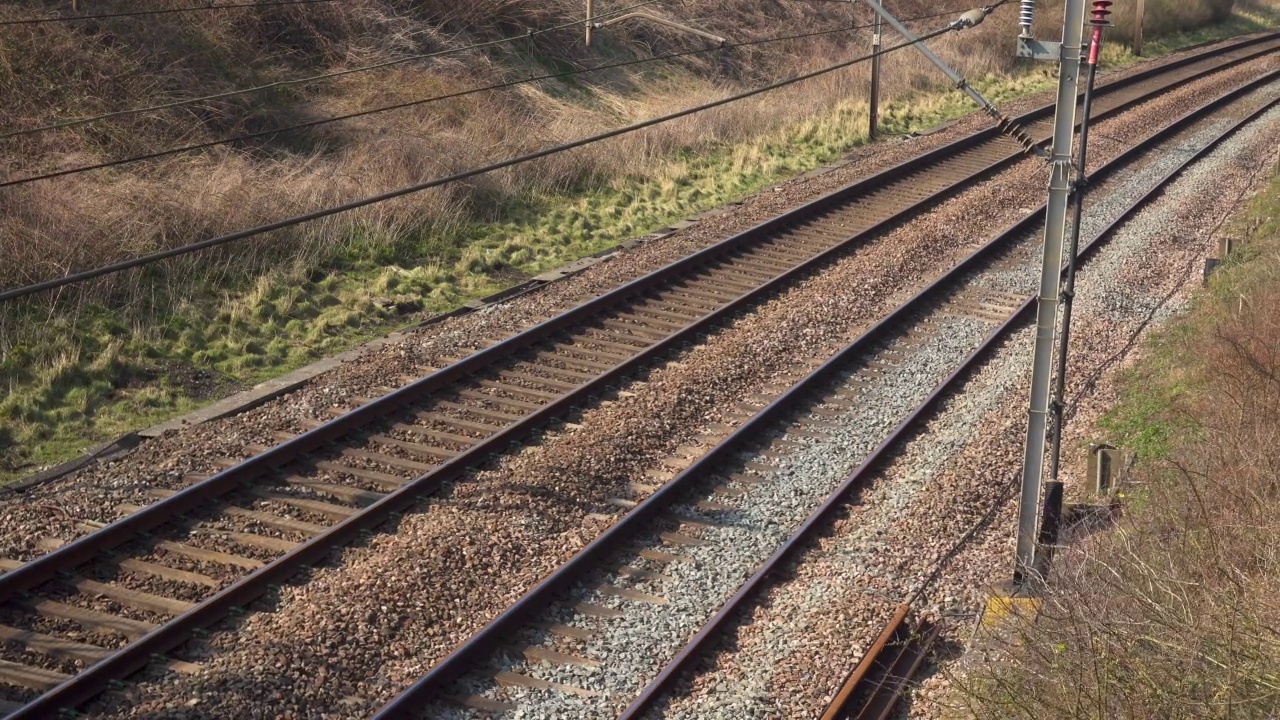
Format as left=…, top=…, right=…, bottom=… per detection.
left=1090, top=0, right=1114, bottom=26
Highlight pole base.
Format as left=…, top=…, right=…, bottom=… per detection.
left=975, top=581, right=1043, bottom=637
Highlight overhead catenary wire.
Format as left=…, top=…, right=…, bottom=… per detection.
left=1, top=13, right=964, bottom=189
left=0, top=0, right=661, bottom=141
left=0, top=17, right=974, bottom=305
left=0, top=0, right=339, bottom=26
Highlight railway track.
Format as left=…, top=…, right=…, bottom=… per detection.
left=818, top=604, right=940, bottom=720
left=369, top=64, right=1280, bottom=718
left=0, top=33, right=1275, bottom=718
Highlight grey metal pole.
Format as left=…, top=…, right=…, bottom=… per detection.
left=1013, top=0, right=1088, bottom=588
left=870, top=0, right=883, bottom=140
left=586, top=0, right=594, bottom=46
left=1048, top=18, right=1107, bottom=484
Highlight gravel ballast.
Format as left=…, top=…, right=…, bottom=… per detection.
left=0, top=42, right=1269, bottom=720
left=406, top=83, right=1280, bottom=719
left=0, top=37, right=1265, bottom=559
left=643, top=95, right=1280, bottom=720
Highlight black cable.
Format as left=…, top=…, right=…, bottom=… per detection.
left=0, top=0, right=339, bottom=26
left=1, top=22, right=895, bottom=188
left=3, top=5, right=975, bottom=188
left=0, top=0, right=660, bottom=141
left=783, top=0, right=971, bottom=17
left=0, top=21, right=966, bottom=304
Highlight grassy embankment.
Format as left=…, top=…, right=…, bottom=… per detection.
left=955, top=159, right=1280, bottom=717
left=0, top=0, right=1274, bottom=481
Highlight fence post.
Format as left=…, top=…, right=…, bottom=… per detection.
left=1133, top=0, right=1145, bottom=56
left=870, top=0, right=883, bottom=140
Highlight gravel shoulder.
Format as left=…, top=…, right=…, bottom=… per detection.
left=642, top=93, right=1280, bottom=720
left=0, top=38, right=1269, bottom=720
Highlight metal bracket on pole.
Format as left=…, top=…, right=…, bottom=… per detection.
left=1012, top=0, right=1088, bottom=590
left=1015, top=0, right=1061, bottom=60
left=1017, top=36, right=1062, bottom=60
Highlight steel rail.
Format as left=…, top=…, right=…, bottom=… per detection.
left=614, top=75, right=1280, bottom=720
left=371, top=67, right=1280, bottom=719
left=2, top=36, right=1275, bottom=719
left=819, top=603, right=912, bottom=720
left=820, top=607, right=940, bottom=720
left=7, top=26, right=1257, bottom=607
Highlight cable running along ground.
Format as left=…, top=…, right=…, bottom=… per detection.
left=0, top=14, right=969, bottom=189
left=0, top=0, right=339, bottom=26
left=0, top=12, right=990, bottom=303
left=0, top=0, right=660, bottom=141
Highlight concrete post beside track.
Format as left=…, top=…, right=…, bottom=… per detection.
left=1134, top=0, right=1146, bottom=56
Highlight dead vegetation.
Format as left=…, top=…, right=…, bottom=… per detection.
left=0, top=0, right=1049, bottom=306
left=0, top=0, right=1270, bottom=477
left=954, top=165, right=1280, bottom=718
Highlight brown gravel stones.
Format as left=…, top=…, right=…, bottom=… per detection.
left=0, top=38, right=1271, bottom=719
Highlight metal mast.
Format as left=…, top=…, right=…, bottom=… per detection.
left=1012, top=0, right=1088, bottom=587
left=1048, top=3, right=1112, bottom=485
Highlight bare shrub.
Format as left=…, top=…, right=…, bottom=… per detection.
left=954, top=183, right=1280, bottom=718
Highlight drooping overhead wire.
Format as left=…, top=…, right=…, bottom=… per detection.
left=0, top=17, right=975, bottom=304
left=0, top=0, right=340, bottom=26
left=2, top=19, right=936, bottom=189
left=0, top=0, right=662, bottom=141
left=2, top=5, right=974, bottom=188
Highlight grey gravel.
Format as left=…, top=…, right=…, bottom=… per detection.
left=408, top=80, right=1280, bottom=720
left=0, top=42, right=1264, bottom=720
left=647, top=87, right=1280, bottom=720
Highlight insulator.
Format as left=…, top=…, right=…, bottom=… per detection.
left=1019, top=0, right=1035, bottom=35
left=1089, top=0, right=1114, bottom=26
left=958, top=9, right=987, bottom=28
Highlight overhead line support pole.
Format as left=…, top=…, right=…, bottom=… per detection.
left=861, top=2, right=991, bottom=112
left=870, top=0, right=883, bottom=140
left=861, top=1, right=1041, bottom=154
left=1134, top=0, right=1146, bottom=56
left=1048, top=8, right=1110, bottom=486
left=1013, top=0, right=1088, bottom=589
left=586, top=0, right=594, bottom=46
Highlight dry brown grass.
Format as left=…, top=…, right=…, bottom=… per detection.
left=953, top=167, right=1280, bottom=719
left=1111, top=0, right=1237, bottom=39
left=0, top=0, right=1045, bottom=307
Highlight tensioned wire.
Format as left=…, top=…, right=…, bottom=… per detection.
left=0, top=0, right=341, bottom=26
left=0, top=0, right=662, bottom=140
left=0, top=12, right=992, bottom=304
left=0, top=5, right=978, bottom=189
